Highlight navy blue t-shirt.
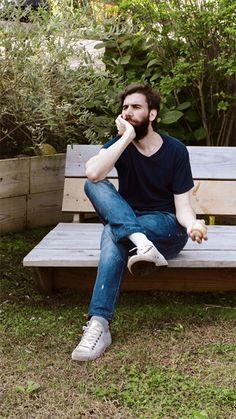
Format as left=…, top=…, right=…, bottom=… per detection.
left=102, top=133, right=194, bottom=214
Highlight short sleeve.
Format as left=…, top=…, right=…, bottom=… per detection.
left=172, top=147, right=194, bottom=194
left=102, top=134, right=121, bottom=149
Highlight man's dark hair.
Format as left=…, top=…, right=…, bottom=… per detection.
left=118, top=83, right=161, bottom=129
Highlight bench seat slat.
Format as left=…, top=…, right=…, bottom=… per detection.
left=53, top=222, right=236, bottom=232
left=23, top=248, right=236, bottom=268
left=53, top=223, right=103, bottom=231
left=30, top=230, right=236, bottom=251
left=23, top=223, right=236, bottom=270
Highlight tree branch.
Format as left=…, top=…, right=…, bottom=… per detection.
left=197, top=78, right=211, bottom=145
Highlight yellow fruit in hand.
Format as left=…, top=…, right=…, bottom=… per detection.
left=191, top=221, right=207, bottom=238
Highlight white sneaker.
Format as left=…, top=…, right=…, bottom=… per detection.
left=71, top=316, right=112, bottom=361
left=127, top=244, right=168, bottom=276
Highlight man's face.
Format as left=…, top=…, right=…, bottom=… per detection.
left=121, top=93, right=151, bottom=141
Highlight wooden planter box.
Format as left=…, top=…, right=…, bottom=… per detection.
left=0, top=154, right=72, bottom=234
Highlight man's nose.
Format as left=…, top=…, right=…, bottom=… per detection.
left=123, top=106, right=133, bottom=118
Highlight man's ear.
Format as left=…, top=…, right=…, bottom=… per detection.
left=149, top=109, right=157, bottom=122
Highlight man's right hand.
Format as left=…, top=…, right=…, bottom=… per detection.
left=115, top=115, right=136, bottom=140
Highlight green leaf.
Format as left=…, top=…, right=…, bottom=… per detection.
left=26, top=380, right=41, bottom=393
left=120, top=55, right=131, bottom=65
left=184, top=110, right=200, bottom=123
left=93, top=43, right=105, bottom=50
left=161, top=110, right=183, bottom=124
left=217, top=100, right=230, bottom=111
left=194, top=127, right=206, bottom=141
left=15, top=385, right=26, bottom=393
left=120, top=39, right=132, bottom=49
left=177, top=101, right=191, bottom=111
left=150, top=73, right=160, bottom=82
left=188, top=410, right=209, bottom=419
left=147, top=59, right=160, bottom=68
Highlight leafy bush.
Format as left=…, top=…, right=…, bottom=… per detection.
left=0, top=1, right=121, bottom=157
left=98, top=0, right=236, bottom=146
left=0, top=0, right=235, bottom=158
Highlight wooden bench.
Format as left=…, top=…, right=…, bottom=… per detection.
left=23, top=144, right=236, bottom=293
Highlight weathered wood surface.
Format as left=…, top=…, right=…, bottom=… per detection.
left=0, top=196, right=27, bottom=233
left=30, top=154, right=65, bottom=194
left=27, top=191, right=72, bottom=228
left=62, top=177, right=236, bottom=215
left=0, top=154, right=68, bottom=233
left=34, top=267, right=53, bottom=293
left=65, top=145, right=117, bottom=178
left=62, top=178, right=118, bottom=212
left=52, top=267, right=236, bottom=292
left=23, top=223, right=236, bottom=270
left=65, top=145, right=236, bottom=179
left=26, top=222, right=236, bottom=245
left=24, top=248, right=236, bottom=268
left=190, top=180, right=236, bottom=215
left=0, top=157, right=29, bottom=198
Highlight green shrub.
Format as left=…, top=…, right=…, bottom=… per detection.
left=1, top=0, right=235, bottom=158
left=0, top=1, right=121, bottom=157
left=98, top=0, right=236, bottom=146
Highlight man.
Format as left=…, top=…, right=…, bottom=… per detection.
left=71, top=83, right=208, bottom=362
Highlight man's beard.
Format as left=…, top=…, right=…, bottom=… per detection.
left=128, top=115, right=150, bottom=142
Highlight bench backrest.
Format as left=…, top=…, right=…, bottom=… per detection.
left=62, top=144, right=236, bottom=217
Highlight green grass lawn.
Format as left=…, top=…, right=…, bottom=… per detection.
left=1, top=228, right=236, bottom=418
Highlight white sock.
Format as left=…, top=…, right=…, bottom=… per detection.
left=128, top=232, right=153, bottom=248
left=91, top=316, right=109, bottom=328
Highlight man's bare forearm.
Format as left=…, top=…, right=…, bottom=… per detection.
left=176, top=206, right=196, bottom=230
left=175, top=193, right=208, bottom=243
left=85, top=117, right=135, bottom=182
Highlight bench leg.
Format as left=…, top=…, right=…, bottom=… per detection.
left=33, top=267, right=53, bottom=294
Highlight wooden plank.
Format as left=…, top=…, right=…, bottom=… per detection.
left=23, top=248, right=100, bottom=267
left=190, top=180, right=236, bottom=215
left=34, top=267, right=53, bottom=294
left=53, top=267, right=236, bottom=292
left=0, top=157, right=29, bottom=198
left=45, top=228, right=103, bottom=238
left=30, top=154, right=66, bottom=194
left=23, top=247, right=236, bottom=268
left=172, top=251, right=236, bottom=268
left=188, top=146, right=236, bottom=179
left=65, top=144, right=236, bottom=179
left=65, top=144, right=117, bottom=178
left=27, top=190, right=72, bottom=228
left=53, top=222, right=103, bottom=231
left=0, top=196, right=26, bottom=233
left=29, top=233, right=236, bottom=251
left=62, top=177, right=236, bottom=215
left=52, top=222, right=235, bottom=233
left=29, top=224, right=236, bottom=251
left=62, top=178, right=118, bottom=212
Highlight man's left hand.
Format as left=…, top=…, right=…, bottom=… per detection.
left=187, top=219, right=208, bottom=244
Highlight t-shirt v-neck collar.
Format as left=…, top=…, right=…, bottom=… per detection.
left=130, top=134, right=167, bottom=158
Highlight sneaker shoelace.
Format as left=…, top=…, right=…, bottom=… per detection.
left=78, top=322, right=103, bottom=350
left=130, top=244, right=156, bottom=256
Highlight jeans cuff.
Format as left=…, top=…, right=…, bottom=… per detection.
left=88, top=312, right=112, bottom=322
left=114, top=227, right=146, bottom=243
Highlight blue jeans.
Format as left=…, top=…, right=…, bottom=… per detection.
left=84, top=179, right=188, bottom=321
